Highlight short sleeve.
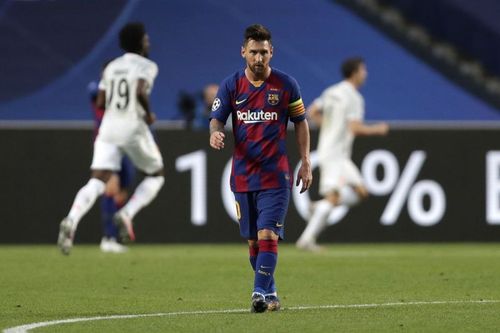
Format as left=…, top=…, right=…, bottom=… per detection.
left=98, top=66, right=109, bottom=91
left=287, top=77, right=306, bottom=122
left=346, top=94, right=364, bottom=121
left=209, top=78, right=233, bottom=124
left=312, top=96, right=323, bottom=110
left=98, top=78, right=106, bottom=91
left=137, top=61, right=159, bottom=88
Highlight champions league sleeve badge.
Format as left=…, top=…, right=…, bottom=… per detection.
left=212, top=97, right=221, bottom=112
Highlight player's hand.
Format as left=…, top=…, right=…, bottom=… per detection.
left=296, top=158, right=312, bottom=193
left=379, top=122, right=389, bottom=135
left=210, top=131, right=225, bottom=150
left=144, top=112, right=156, bottom=125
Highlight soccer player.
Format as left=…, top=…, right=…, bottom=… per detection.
left=296, top=57, right=389, bottom=251
left=88, top=77, right=135, bottom=253
left=209, top=24, right=312, bottom=312
left=57, top=22, right=164, bottom=255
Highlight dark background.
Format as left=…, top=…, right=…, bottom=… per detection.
left=1, top=128, right=500, bottom=243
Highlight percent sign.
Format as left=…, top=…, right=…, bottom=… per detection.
left=362, top=150, right=446, bottom=226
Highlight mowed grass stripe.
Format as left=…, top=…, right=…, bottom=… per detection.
left=1, top=244, right=500, bottom=332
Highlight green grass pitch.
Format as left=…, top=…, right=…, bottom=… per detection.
left=1, top=244, right=500, bottom=332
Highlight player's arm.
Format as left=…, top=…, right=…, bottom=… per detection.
left=137, top=79, right=156, bottom=125
left=288, top=80, right=312, bottom=193
left=349, top=120, right=389, bottom=136
left=307, top=100, right=323, bottom=127
left=294, top=119, right=312, bottom=193
left=96, top=90, right=106, bottom=109
left=209, top=119, right=226, bottom=150
left=209, top=79, right=232, bottom=150
left=347, top=93, right=388, bottom=136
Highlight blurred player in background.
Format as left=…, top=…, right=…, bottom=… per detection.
left=209, top=24, right=312, bottom=312
left=58, top=22, right=164, bottom=255
left=296, top=57, right=389, bottom=251
left=177, top=83, right=219, bottom=130
left=195, top=83, right=219, bottom=129
left=88, top=72, right=135, bottom=253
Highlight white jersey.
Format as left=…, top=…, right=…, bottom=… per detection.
left=98, top=53, right=158, bottom=144
left=315, top=80, right=364, bottom=163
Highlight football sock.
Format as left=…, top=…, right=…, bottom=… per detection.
left=297, top=199, right=334, bottom=244
left=101, top=195, right=119, bottom=238
left=121, top=176, right=164, bottom=219
left=338, top=186, right=361, bottom=206
left=250, top=245, right=276, bottom=294
left=267, top=276, right=277, bottom=295
left=249, top=245, right=258, bottom=270
left=68, top=178, right=106, bottom=230
left=254, top=239, right=278, bottom=295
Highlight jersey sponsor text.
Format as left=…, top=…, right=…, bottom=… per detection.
left=236, top=109, right=278, bottom=123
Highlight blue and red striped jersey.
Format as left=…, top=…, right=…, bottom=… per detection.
left=211, top=68, right=306, bottom=192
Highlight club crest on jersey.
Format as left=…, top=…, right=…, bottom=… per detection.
left=267, top=92, right=280, bottom=106
left=237, top=109, right=278, bottom=124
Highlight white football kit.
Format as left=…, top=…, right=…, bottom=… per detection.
left=92, top=53, right=163, bottom=174
left=315, top=80, right=364, bottom=195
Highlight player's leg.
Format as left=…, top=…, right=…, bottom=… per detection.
left=58, top=170, right=112, bottom=255
left=101, top=174, right=120, bottom=238
left=113, top=171, right=164, bottom=242
left=105, top=156, right=136, bottom=251
left=337, top=160, right=367, bottom=206
left=296, top=161, right=340, bottom=251
left=248, top=239, right=259, bottom=271
left=234, top=192, right=268, bottom=313
left=252, top=188, right=289, bottom=312
left=67, top=140, right=121, bottom=228
left=235, top=193, right=259, bottom=271
left=58, top=140, right=120, bottom=255
left=248, top=238, right=278, bottom=311
left=114, top=131, right=164, bottom=242
left=99, top=173, right=128, bottom=253
left=296, top=195, right=336, bottom=251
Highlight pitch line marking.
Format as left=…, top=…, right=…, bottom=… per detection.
left=4, top=299, right=499, bottom=333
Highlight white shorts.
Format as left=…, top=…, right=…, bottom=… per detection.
left=319, top=158, right=363, bottom=196
left=91, top=130, right=163, bottom=174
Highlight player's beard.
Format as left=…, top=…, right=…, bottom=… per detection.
left=249, top=63, right=267, bottom=79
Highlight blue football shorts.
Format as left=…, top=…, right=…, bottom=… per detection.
left=234, top=188, right=290, bottom=240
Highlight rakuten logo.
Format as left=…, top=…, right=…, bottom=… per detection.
left=236, top=109, right=278, bottom=124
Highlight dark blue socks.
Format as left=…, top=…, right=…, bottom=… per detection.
left=100, top=195, right=119, bottom=238
left=253, top=239, right=278, bottom=295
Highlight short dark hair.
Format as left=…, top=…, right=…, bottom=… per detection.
left=341, top=57, right=364, bottom=79
left=244, top=24, right=272, bottom=45
left=119, top=22, right=146, bottom=53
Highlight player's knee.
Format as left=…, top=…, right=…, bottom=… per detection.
left=148, top=168, right=164, bottom=177
left=355, top=186, right=369, bottom=200
left=91, top=170, right=113, bottom=183
left=157, top=176, right=165, bottom=189
left=105, top=174, right=120, bottom=196
left=248, top=239, right=259, bottom=256
left=145, top=175, right=165, bottom=190
left=257, top=229, right=279, bottom=240
left=325, top=191, right=340, bottom=206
